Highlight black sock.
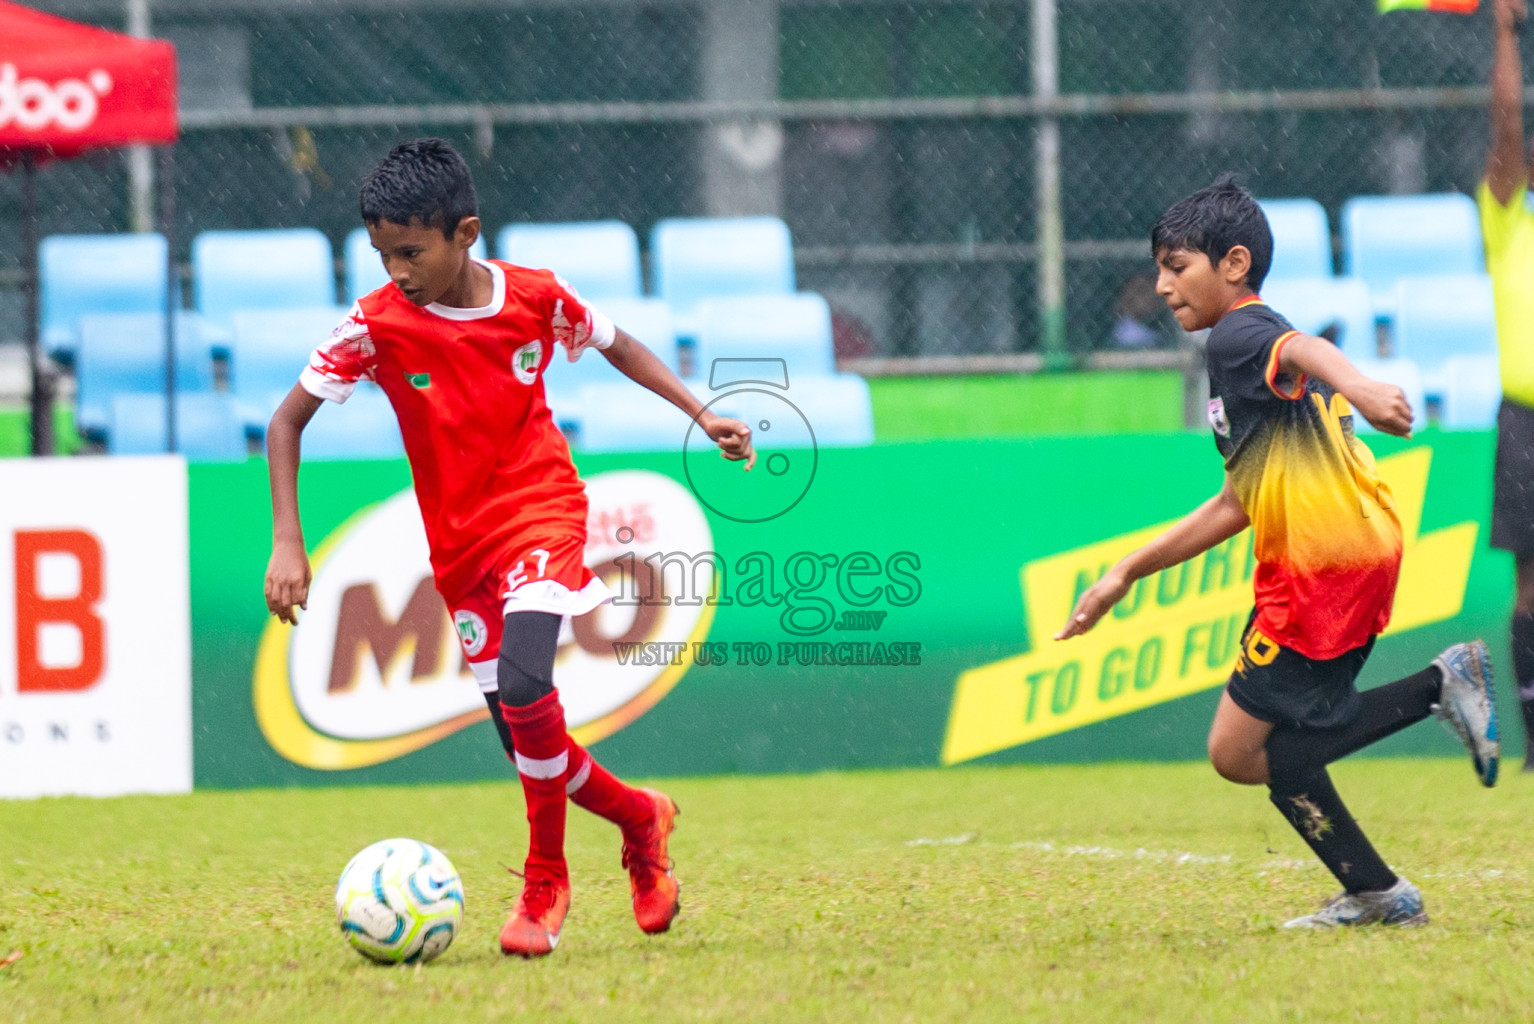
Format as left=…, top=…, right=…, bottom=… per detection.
left=482, top=691, right=515, bottom=757
left=497, top=611, right=561, bottom=708
left=1513, top=615, right=1534, bottom=757
left=1267, top=766, right=1396, bottom=894
left=1264, top=667, right=1440, bottom=776
left=1514, top=614, right=1534, bottom=704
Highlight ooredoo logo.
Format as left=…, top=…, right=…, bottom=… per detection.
left=0, top=64, right=113, bottom=133
left=253, top=470, right=714, bottom=770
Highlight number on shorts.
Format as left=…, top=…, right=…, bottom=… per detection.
left=508, top=548, right=553, bottom=591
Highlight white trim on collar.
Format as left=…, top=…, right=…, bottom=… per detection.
left=425, top=258, right=505, bottom=321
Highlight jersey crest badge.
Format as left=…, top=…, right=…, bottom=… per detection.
left=453, top=610, right=488, bottom=657
left=1208, top=396, right=1231, bottom=438
left=512, top=340, right=542, bottom=385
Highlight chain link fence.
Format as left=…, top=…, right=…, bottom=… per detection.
left=1, top=0, right=1525, bottom=367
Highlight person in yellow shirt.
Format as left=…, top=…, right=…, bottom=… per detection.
left=1482, top=0, right=1534, bottom=770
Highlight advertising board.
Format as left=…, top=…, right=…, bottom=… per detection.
left=0, top=456, right=192, bottom=798
left=190, top=432, right=1510, bottom=787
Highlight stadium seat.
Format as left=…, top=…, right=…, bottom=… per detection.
left=1440, top=355, right=1501, bottom=430
left=1258, top=198, right=1333, bottom=281
left=650, top=217, right=795, bottom=334
left=298, top=382, right=404, bottom=460
left=1340, top=193, right=1484, bottom=317
left=39, top=233, right=170, bottom=359
left=1391, top=273, right=1497, bottom=397
left=345, top=226, right=487, bottom=302
left=1347, top=357, right=1428, bottom=435
left=193, top=228, right=337, bottom=328
left=495, top=221, right=642, bottom=300
left=1259, top=277, right=1376, bottom=353
left=577, top=381, right=698, bottom=453
left=74, top=312, right=220, bottom=434
left=542, top=297, right=680, bottom=399
left=703, top=374, right=875, bottom=448
left=544, top=297, right=676, bottom=443
left=785, top=375, right=875, bottom=446
left=229, top=306, right=351, bottom=417
left=545, top=298, right=687, bottom=447
left=693, top=293, right=836, bottom=382
left=543, top=387, right=585, bottom=441
left=108, top=391, right=248, bottom=461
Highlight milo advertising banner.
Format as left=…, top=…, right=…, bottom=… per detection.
left=190, top=430, right=1511, bottom=787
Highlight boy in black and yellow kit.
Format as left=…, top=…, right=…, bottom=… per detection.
left=1058, top=176, right=1500, bottom=928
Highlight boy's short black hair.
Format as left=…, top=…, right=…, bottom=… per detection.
left=1150, top=174, right=1273, bottom=292
left=359, top=137, right=478, bottom=239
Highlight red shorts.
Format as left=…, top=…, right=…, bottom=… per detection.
left=447, top=534, right=612, bottom=693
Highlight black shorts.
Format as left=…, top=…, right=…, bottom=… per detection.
left=1492, top=398, right=1534, bottom=559
left=1224, top=614, right=1374, bottom=730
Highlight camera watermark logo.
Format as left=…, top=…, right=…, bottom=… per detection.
left=682, top=358, right=817, bottom=523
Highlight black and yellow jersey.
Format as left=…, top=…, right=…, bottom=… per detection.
left=1205, top=295, right=1402, bottom=660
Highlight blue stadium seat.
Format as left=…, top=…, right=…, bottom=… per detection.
left=543, top=388, right=585, bottom=441
left=694, top=293, right=836, bottom=381
left=1258, top=198, right=1333, bottom=281
left=544, top=297, right=681, bottom=401
left=193, top=228, right=336, bottom=328
left=1440, top=355, right=1501, bottom=430
left=74, top=312, right=219, bottom=434
left=108, top=392, right=248, bottom=461
left=1391, top=273, right=1497, bottom=397
left=1341, top=193, right=1483, bottom=317
left=39, top=233, right=169, bottom=359
left=495, top=221, right=641, bottom=300
left=1347, top=357, right=1428, bottom=435
left=650, top=217, right=795, bottom=334
left=298, top=382, right=404, bottom=460
left=782, top=375, right=875, bottom=446
left=577, top=381, right=697, bottom=453
left=345, top=226, right=487, bottom=302
left=701, top=374, right=874, bottom=448
left=230, top=306, right=351, bottom=418
left=1260, top=277, right=1376, bottom=352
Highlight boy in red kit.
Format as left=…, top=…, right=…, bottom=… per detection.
left=263, top=138, right=755, bottom=957
left=1058, top=176, right=1500, bottom=928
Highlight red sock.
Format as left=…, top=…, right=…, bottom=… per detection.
left=565, top=738, right=651, bottom=833
left=500, top=692, right=569, bottom=881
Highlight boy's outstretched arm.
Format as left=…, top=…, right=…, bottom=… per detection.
left=1055, top=476, right=1249, bottom=641
left=601, top=328, right=757, bottom=469
left=1277, top=334, right=1414, bottom=436
left=1488, top=0, right=1528, bottom=206
left=265, top=384, right=323, bottom=625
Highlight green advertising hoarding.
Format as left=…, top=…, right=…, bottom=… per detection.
left=190, top=431, right=1515, bottom=788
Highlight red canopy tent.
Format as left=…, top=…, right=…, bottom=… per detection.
left=0, top=0, right=177, bottom=454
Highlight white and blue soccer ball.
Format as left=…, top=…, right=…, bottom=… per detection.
left=334, top=838, right=464, bottom=964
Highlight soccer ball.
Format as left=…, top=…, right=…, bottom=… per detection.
left=334, top=838, right=464, bottom=964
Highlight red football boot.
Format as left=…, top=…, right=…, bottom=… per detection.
left=621, top=788, right=680, bottom=934
left=499, top=872, right=571, bottom=958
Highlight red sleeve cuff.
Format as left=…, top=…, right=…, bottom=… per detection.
left=1264, top=331, right=1308, bottom=400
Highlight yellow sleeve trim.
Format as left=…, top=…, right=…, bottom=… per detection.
left=1265, top=330, right=1307, bottom=400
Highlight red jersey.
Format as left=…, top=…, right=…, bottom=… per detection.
left=301, top=259, right=615, bottom=604
left=1205, top=297, right=1402, bottom=660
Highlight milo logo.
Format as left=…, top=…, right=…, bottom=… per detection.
left=253, top=471, right=712, bottom=769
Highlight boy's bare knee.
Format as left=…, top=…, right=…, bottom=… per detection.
left=1208, top=737, right=1266, bottom=785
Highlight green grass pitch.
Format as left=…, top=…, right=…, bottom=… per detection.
left=3, top=759, right=1532, bottom=1022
